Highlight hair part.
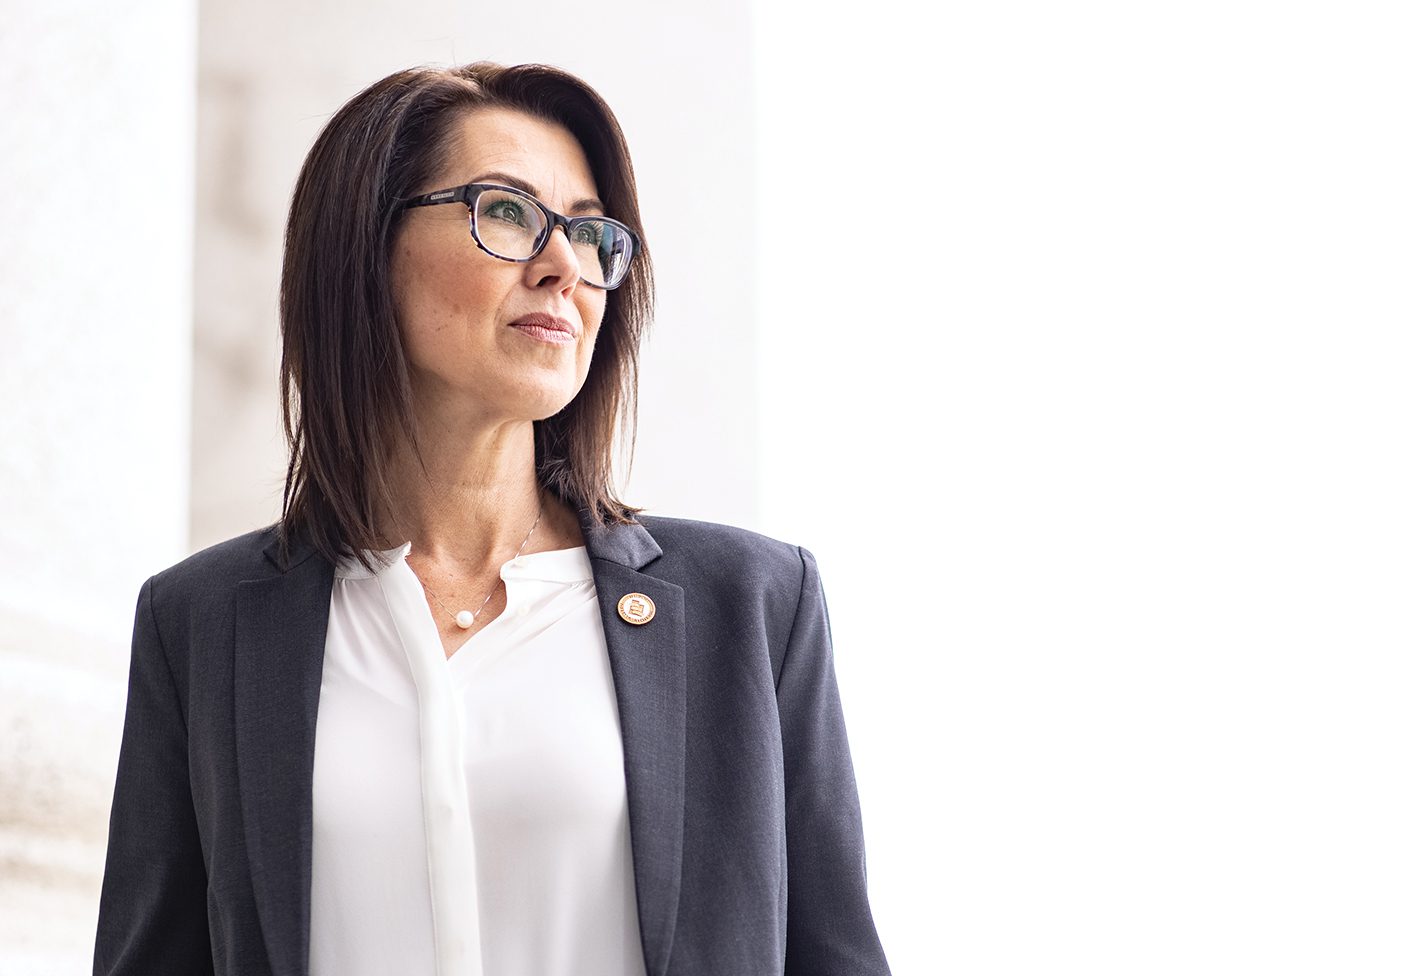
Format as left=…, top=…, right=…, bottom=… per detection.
left=277, top=62, right=654, bottom=574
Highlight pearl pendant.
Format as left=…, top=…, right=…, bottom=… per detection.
left=454, top=610, right=475, bottom=630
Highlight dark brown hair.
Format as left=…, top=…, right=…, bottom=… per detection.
left=276, top=62, right=654, bottom=573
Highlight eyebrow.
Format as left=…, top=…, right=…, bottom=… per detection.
left=471, top=171, right=607, bottom=216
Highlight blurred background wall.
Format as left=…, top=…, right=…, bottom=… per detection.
left=5, top=0, right=1404, bottom=974
left=1, top=0, right=195, bottom=970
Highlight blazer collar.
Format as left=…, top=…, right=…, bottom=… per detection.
left=238, top=504, right=685, bottom=976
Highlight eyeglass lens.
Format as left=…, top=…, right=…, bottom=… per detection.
left=475, top=187, right=631, bottom=288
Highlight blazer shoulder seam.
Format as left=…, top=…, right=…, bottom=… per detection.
left=773, top=544, right=811, bottom=691
left=142, top=573, right=189, bottom=738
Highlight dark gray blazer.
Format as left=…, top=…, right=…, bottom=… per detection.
left=93, top=509, right=891, bottom=976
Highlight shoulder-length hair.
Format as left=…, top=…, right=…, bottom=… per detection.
left=276, top=62, right=654, bottom=572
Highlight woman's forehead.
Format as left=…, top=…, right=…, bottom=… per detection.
left=446, top=106, right=600, bottom=206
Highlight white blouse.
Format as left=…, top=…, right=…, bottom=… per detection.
left=309, top=541, right=649, bottom=976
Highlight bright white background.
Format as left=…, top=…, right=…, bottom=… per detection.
left=756, top=1, right=1403, bottom=973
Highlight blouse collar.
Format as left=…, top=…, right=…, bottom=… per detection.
left=334, top=540, right=591, bottom=584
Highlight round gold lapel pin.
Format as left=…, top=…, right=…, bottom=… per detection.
left=617, top=592, right=656, bottom=625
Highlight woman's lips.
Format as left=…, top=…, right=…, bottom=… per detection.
left=508, top=312, right=578, bottom=344
left=510, top=323, right=575, bottom=344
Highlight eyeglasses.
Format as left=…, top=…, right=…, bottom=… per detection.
left=400, top=182, right=639, bottom=290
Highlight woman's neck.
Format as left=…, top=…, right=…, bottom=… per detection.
left=372, top=416, right=573, bottom=574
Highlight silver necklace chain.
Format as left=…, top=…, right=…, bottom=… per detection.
left=410, top=495, right=545, bottom=631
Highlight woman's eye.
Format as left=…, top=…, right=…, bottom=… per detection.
left=483, top=201, right=528, bottom=225
left=572, top=223, right=603, bottom=246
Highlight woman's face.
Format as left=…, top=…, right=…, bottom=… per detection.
left=390, top=106, right=607, bottom=429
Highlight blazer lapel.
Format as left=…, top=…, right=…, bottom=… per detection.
left=579, top=509, right=687, bottom=976
left=234, top=535, right=333, bottom=976
left=232, top=509, right=687, bottom=976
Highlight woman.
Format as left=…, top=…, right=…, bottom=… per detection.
left=93, top=61, right=890, bottom=976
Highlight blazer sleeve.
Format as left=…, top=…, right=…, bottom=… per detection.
left=93, top=576, right=214, bottom=976
left=777, top=546, right=892, bottom=976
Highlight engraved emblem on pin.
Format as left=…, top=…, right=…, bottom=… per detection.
left=617, top=592, right=656, bottom=625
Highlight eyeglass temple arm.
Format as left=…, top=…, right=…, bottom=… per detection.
left=402, top=187, right=470, bottom=209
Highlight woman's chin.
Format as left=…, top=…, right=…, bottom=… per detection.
left=502, top=386, right=583, bottom=424
left=412, top=369, right=583, bottom=420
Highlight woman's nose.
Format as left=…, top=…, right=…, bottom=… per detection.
left=530, top=224, right=582, bottom=289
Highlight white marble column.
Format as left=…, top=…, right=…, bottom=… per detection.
left=0, top=1, right=197, bottom=972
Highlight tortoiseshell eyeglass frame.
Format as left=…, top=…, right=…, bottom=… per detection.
left=400, top=181, right=639, bottom=291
